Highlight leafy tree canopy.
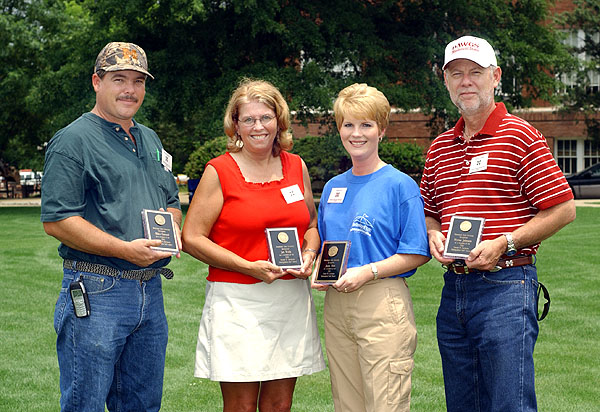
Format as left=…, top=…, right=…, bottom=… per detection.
left=1, top=0, right=575, bottom=171
left=558, top=0, right=600, bottom=143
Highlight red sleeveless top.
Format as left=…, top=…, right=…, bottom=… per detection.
left=206, top=151, right=310, bottom=284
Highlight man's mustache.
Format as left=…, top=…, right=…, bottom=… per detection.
left=117, top=95, right=138, bottom=102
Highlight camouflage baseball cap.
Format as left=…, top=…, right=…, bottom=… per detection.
left=94, top=42, right=154, bottom=79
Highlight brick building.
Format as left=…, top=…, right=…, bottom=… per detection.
left=292, top=0, right=600, bottom=176
left=291, top=107, right=599, bottom=176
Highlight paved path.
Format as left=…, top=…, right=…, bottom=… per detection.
left=0, top=195, right=597, bottom=207
left=0, top=193, right=190, bottom=207
left=574, top=199, right=600, bottom=207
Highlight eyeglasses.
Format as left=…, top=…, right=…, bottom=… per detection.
left=238, top=114, right=275, bottom=127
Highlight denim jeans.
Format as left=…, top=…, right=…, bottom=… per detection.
left=54, top=267, right=168, bottom=412
left=436, top=264, right=539, bottom=412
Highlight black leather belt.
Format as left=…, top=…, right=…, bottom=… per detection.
left=445, top=255, right=534, bottom=274
left=63, top=259, right=174, bottom=281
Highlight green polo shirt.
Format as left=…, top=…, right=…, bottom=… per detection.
left=41, top=112, right=181, bottom=270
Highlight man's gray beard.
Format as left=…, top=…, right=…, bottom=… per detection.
left=456, top=92, right=494, bottom=116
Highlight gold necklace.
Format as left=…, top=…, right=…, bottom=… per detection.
left=463, top=128, right=475, bottom=141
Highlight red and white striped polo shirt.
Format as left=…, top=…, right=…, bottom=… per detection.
left=420, top=103, right=573, bottom=255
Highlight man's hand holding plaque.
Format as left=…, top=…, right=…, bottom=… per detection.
left=141, top=209, right=179, bottom=254
left=443, top=216, right=485, bottom=259
left=314, top=241, right=351, bottom=284
left=265, top=227, right=303, bottom=270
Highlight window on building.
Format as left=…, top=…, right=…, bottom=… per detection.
left=557, top=139, right=578, bottom=174
left=561, top=30, right=600, bottom=93
left=584, top=140, right=600, bottom=168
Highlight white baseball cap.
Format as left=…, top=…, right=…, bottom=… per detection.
left=443, top=35, right=497, bottom=70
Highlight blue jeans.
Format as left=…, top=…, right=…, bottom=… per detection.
left=54, top=267, right=168, bottom=412
left=436, top=265, right=539, bottom=412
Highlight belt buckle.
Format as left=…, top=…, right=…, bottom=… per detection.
left=443, top=262, right=469, bottom=274
left=443, top=260, right=503, bottom=274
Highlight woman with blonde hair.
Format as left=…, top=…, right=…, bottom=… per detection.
left=182, top=78, right=325, bottom=412
left=314, top=83, right=430, bottom=412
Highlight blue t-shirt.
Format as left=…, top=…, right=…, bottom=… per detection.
left=318, top=165, right=430, bottom=278
left=41, top=112, right=181, bottom=270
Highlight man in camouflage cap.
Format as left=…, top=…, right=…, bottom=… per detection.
left=41, top=42, right=181, bottom=411
left=94, top=41, right=154, bottom=79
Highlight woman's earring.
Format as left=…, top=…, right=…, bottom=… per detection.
left=235, top=134, right=244, bottom=148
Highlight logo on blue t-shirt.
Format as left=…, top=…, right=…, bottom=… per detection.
left=350, top=213, right=374, bottom=237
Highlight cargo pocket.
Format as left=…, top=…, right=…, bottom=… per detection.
left=388, top=358, right=414, bottom=405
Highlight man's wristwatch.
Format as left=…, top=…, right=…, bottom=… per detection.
left=504, top=233, right=517, bottom=256
left=370, top=263, right=379, bottom=280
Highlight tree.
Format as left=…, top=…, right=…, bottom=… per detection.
left=0, top=0, right=575, bottom=172
left=559, top=0, right=600, bottom=143
left=0, top=0, right=93, bottom=170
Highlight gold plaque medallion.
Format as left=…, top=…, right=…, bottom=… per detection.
left=154, top=214, right=166, bottom=226
left=277, top=232, right=289, bottom=243
left=459, top=221, right=472, bottom=232
left=328, top=245, right=339, bottom=257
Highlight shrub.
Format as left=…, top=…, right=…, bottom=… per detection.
left=292, top=135, right=425, bottom=190
left=379, top=140, right=425, bottom=181
left=183, top=134, right=425, bottom=191
left=291, top=135, right=352, bottom=193
left=184, top=136, right=227, bottom=178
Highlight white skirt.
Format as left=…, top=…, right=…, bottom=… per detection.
left=194, top=278, right=326, bottom=382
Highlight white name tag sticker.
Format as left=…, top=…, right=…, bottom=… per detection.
left=469, top=153, right=488, bottom=174
left=281, top=184, right=304, bottom=204
left=327, top=188, right=347, bottom=203
left=161, top=149, right=173, bottom=172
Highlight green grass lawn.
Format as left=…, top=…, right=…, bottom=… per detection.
left=0, top=206, right=598, bottom=411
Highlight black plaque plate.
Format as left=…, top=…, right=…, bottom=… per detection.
left=265, top=227, right=303, bottom=269
left=443, top=216, right=485, bottom=259
left=141, top=209, right=178, bottom=254
left=314, top=241, right=351, bottom=284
